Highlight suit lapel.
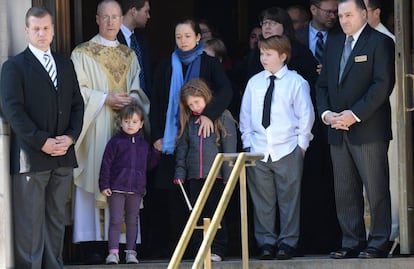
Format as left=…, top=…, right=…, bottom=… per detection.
left=24, top=48, right=57, bottom=91
left=53, top=52, right=63, bottom=91
left=332, top=33, right=346, bottom=84
left=340, top=25, right=371, bottom=83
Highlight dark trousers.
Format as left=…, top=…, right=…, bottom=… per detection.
left=188, top=178, right=228, bottom=258
left=330, top=133, right=391, bottom=251
left=13, top=167, right=72, bottom=269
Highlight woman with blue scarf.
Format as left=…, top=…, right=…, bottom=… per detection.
left=147, top=18, right=232, bottom=258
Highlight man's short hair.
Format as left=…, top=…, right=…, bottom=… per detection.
left=365, top=0, right=382, bottom=10
left=25, top=6, right=53, bottom=27
left=119, top=0, right=148, bottom=15
left=338, top=0, right=367, bottom=10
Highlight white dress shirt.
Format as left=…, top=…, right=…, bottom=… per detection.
left=240, top=65, right=315, bottom=162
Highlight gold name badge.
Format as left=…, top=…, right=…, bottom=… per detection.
left=354, top=55, right=368, bottom=62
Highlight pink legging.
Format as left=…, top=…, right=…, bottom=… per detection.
left=107, top=192, right=142, bottom=251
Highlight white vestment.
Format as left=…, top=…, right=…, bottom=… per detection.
left=71, top=35, right=149, bottom=243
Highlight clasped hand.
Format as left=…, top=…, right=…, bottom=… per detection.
left=41, top=135, right=73, bottom=156
left=105, top=92, right=133, bottom=110
left=324, top=110, right=356, bottom=131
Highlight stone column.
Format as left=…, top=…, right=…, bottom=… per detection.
left=0, top=1, right=30, bottom=268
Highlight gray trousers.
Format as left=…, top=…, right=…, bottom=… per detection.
left=330, top=133, right=391, bottom=251
left=247, top=146, right=303, bottom=248
left=13, top=167, right=73, bottom=269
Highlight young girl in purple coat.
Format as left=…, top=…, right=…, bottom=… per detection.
left=99, top=102, right=160, bottom=265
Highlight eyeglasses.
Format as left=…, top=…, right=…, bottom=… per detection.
left=315, top=5, right=338, bottom=17
left=99, top=15, right=122, bottom=23
left=260, top=20, right=280, bottom=27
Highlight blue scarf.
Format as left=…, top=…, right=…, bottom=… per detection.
left=162, top=42, right=204, bottom=154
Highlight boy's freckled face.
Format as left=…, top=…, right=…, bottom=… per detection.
left=260, top=48, right=286, bottom=74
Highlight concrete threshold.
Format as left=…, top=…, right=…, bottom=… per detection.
left=65, top=255, right=414, bottom=269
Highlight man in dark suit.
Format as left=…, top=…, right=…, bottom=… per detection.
left=0, top=6, right=84, bottom=269
left=296, top=0, right=338, bottom=73
left=316, top=0, right=395, bottom=259
left=118, top=0, right=152, bottom=97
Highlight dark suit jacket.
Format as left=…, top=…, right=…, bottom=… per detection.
left=117, top=30, right=152, bottom=97
left=316, top=24, right=395, bottom=145
left=0, top=48, right=84, bottom=174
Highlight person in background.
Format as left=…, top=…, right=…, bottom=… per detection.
left=204, top=38, right=227, bottom=63
left=117, top=0, right=152, bottom=98
left=294, top=0, right=342, bottom=254
left=198, top=19, right=219, bottom=40
left=316, top=0, right=395, bottom=259
left=240, top=35, right=314, bottom=260
left=149, top=18, right=232, bottom=258
left=296, top=0, right=338, bottom=74
left=249, top=26, right=262, bottom=50
left=364, top=0, right=398, bottom=247
left=244, top=7, right=318, bottom=88
left=287, top=4, right=311, bottom=30
left=99, top=103, right=160, bottom=265
left=174, top=78, right=237, bottom=262
left=71, top=0, right=149, bottom=263
left=0, top=6, right=84, bottom=268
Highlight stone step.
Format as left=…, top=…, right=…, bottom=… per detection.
left=65, top=256, right=414, bottom=269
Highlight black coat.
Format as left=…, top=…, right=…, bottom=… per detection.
left=316, top=25, right=395, bottom=145
left=150, top=52, right=233, bottom=144
left=0, top=48, right=84, bottom=174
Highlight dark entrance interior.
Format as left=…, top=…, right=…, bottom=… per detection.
left=62, top=0, right=395, bottom=264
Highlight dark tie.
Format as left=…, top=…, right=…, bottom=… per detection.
left=339, top=35, right=354, bottom=81
left=315, top=31, right=324, bottom=64
left=43, top=53, right=57, bottom=88
left=130, top=33, right=146, bottom=93
left=262, top=75, right=276, bottom=129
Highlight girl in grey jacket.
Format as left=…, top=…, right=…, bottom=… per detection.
left=174, top=78, right=237, bottom=261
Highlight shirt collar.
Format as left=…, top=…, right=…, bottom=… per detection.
left=28, top=43, right=52, bottom=63
left=309, top=22, right=326, bottom=40
left=348, top=23, right=367, bottom=44
left=264, top=64, right=288, bottom=80
left=120, top=24, right=134, bottom=39
left=98, top=34, right=119, bottom=47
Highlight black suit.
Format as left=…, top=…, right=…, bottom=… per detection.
left=316, top=24, right=395, bottom=251
left=0, top=48, right=84, bottom=268
left=117, top=29, right=152, bottom=97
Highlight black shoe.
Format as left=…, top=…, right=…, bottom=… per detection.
left=276, top=243, right=296, bottom=260
left=258, top=244, right=274, bottom=260
left=330, top=247, right=360, bottom=259
left=358, top=247, right=389, bottom=258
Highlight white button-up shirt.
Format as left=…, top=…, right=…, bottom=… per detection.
left=240, top=65, right=315, bottom=162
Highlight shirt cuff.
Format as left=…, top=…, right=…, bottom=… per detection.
left=351, top=111, right=361, bottom=122
left=321, top=110, right=331, bottom=125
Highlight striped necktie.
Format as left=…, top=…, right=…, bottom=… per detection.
left=130, top=33, right=146, bottom=93
left=315, top=31, right=324, bottom=64
left=43, top=53, right=57, bottom=88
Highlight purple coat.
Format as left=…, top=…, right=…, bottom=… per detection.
left=99, top=130, right=160, bottom=195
